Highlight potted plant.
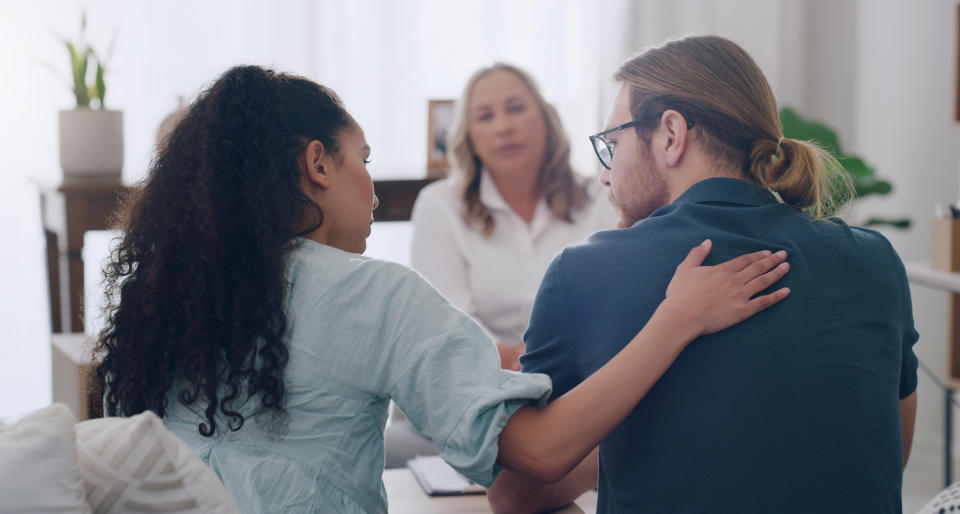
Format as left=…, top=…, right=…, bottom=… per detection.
left=58, top=13, right=122, bottom=179
left=780, top=107, right=910, bottom=229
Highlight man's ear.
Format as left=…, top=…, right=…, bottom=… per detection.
left=301, top=140, right=333, bottom=189
left=660, top=110, right=690, bottom=168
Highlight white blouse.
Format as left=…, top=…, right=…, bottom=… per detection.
left=410, top=170, right=617, bottom=344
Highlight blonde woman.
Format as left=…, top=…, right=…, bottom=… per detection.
left=412, top=63, right=616, bottom=363
left=387, top=65, right=617, bottom=466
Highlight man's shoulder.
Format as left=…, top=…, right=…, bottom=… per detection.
left=552, top=221, right=689, bottom=287
left=565, top=210, right=699, bottom=256
left=556, top=227, right=631, bottom=267
left=842, top=220, right=896, bottom=247
left=812, top=217, right=901, bottom=261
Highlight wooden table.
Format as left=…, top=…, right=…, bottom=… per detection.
left=383, top=469, right=597, bottom=513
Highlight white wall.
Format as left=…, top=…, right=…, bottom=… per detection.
left=854, top=0, right=960, bottom=503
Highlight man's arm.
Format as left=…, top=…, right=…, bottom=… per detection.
left=488, top=448, right=598, bottom=514
left=900, top=390, right=917, bottom=469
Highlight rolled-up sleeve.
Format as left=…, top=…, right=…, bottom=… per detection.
left=384, top=269, right=552, bottom=486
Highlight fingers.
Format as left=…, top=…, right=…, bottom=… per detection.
left=746, top=287, right=791, bottom=314
left=736, top=250, right=788, bottom=284
left=715, top=249, right=773, bottom=272
left=744, top=261, right=790, bottom=296
left=677, top=239, right=712, bottom=270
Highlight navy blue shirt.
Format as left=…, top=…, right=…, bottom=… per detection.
left=522, top=178, right=919, bottom=513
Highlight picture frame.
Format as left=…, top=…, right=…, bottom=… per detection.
left=427, top=99, right=455, bottom=176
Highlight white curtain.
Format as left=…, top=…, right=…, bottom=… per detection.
left=1, top=0, right=864, bottom=423
left=304, top=0, right=612, bottom=178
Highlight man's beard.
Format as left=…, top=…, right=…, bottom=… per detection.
left=612, top=162, right=669, bottom=228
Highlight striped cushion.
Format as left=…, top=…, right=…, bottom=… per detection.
left=76, top=411, right=239, bottom=514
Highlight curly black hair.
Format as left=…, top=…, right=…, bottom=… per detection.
left=96, top=65, right=353, bottom=436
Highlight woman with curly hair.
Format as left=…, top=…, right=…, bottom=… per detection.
left=96, top=65, right=790, bottom=513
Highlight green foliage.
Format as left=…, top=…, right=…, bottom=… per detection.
left=779, top=107, right=909, bottom=229
left=64, top=13, right=107, bottom=109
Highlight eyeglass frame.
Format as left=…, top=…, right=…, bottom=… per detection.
left=589, top=116, right=694, bottom=170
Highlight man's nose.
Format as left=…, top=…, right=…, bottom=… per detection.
left=372, top=194, right=380, bottom=210
left=599, top=168, right=612, bottom=187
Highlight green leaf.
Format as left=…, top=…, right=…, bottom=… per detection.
left=780, top=106, right=908, bottom=229
left=863, top=218, right=911, bottom=229
left=65, top=41, right=89, bottom=107
left=95, top=61, right=106, bottom=108
left=780, top=107, right=842, bottom=156
left=836, top=156, right=873, bottom=178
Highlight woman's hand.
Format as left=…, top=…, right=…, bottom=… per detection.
left=661, top=239, right=790, bottom=337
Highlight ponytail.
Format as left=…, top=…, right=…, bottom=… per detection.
left=748, top=136, right=852, bottom=219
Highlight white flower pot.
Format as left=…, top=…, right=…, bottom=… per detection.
left=59, top=109, right=124, bottom=178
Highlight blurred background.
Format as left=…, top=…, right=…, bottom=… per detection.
left=1, top=1, right=957, bottom=510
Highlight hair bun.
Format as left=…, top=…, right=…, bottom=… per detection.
left=748, top=137, right=788, bottom=183
left=748, top=136, right=822, bottom=210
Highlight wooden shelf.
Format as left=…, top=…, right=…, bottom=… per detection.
left=905, top=261, right=960, bottom=293
left=904, top=262, right=960, bottom=485
left=905, top=261, right=960, bottom=389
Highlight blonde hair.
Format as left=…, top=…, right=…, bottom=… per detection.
left=615, top=35, right=852, bottom=218
left=447, top=63, right=587, bottom=236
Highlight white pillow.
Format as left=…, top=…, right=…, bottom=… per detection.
left=0, top=403, right=92, bottom=513
left=76, top=410, right=239, bottom=514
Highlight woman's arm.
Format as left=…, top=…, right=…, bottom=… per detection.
left=497, top=241, right=790, bottom=481
left=488, top=448, right=599, bottom=514
left=900, top=391, right=917, bottom=469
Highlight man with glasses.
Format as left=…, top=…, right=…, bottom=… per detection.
left=487, top=35, right=917, bottom=514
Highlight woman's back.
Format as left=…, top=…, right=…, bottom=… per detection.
left=164, top=239, right=551, bottom=513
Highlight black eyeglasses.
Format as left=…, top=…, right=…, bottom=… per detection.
left=589, top=117, right=694, bottom=170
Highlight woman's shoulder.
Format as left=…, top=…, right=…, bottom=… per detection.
left=411, top=176, right=468, bottom=233
left=289, top=239, right=433, bottom=293
left=413, top=176, right=461, bottom=211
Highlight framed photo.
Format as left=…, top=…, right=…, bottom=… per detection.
left=427, top=99, right=455, bottom=176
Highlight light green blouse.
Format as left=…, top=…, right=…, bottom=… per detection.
left=163, top=239, right=552, bottom=513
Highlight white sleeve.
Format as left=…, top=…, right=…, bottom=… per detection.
left=410, top=184, right=495, bottom=339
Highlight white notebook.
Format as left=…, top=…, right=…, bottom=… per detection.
left=407, top=455, right=486, bottom=496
